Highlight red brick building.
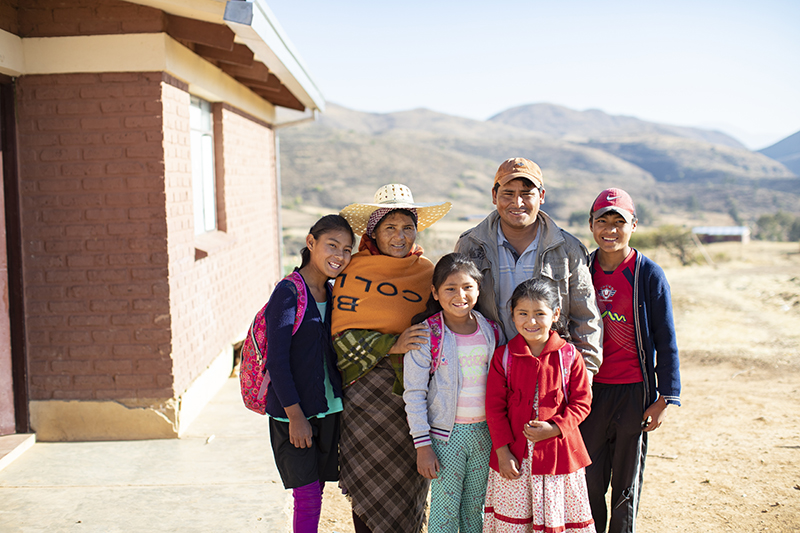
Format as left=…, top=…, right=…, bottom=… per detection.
left=0, top=0, right=324, bottom=442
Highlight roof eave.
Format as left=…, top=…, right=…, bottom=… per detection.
left=223, top=0, right=325, bottom=113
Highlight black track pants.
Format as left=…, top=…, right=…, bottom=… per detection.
left=579, top=382, right=648, bottom=533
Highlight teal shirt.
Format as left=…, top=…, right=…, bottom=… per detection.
left=272, top=301, right=342, bottom=422
left=317, top=301, right=344, bottom=416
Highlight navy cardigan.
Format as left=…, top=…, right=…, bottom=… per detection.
left=589, top=249, right=681, bottom=408
left=263, top=274, right=343, bottom=419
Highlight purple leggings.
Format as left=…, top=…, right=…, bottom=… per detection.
left=292, top=480, right=325, bottom=533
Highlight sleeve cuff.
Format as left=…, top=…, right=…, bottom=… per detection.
left=412, top=434, right=431, bottom=448
left=664, top=395, right=681, bottom=407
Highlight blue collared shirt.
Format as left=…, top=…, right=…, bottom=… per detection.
left=496, top=224, right=540, bottom=338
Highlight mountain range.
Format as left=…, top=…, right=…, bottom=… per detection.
left=488, top=104, right=746, bottom=149
left=277, top=103, right=799, bottom=234
left=759, top=130, right=800, bottom=176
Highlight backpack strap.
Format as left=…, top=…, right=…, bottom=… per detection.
left=254, top=272, right=308, bottom=403
left=429, top=314, right=497, bottom=375
left=501, top=343, right=575, bottom=400
left=489, top=320, right=501, bottom=349
left=428, top=312, right=445, bottom=375
left=286, top=271, right=308, bottom=335
left=558, top=343, right=577, bottom=402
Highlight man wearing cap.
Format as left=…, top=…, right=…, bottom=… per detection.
left=454, top=157, right=603, bottom=375
left=580, top=188, right=681, bottom=533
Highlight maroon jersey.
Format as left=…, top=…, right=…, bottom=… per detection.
left=592, top=250, right=642, bottom=384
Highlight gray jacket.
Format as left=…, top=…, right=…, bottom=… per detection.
left=403, top=311, right=503, bottom=448
left=454, top=210, right=603, bottom=374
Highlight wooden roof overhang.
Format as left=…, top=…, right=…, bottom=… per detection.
left=165, top=11, right=306, bottom=111
left=125, top=0, right=325, bottom=115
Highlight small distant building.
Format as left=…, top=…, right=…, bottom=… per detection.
left=692, top=226, right=751, bottom=244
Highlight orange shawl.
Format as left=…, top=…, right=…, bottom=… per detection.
left=331, top=248, right=433, bottom=337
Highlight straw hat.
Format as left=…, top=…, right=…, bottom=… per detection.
left=340, top=184, right=452, bottom=236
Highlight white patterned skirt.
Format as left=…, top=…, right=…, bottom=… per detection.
left=483, top=440, right=596, bottom=533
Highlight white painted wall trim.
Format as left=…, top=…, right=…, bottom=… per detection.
left=23, top=33, right=170, bottom=73
left=0, top=29, right=24, bottom=77
left=18, top=33, right=276, bottom=124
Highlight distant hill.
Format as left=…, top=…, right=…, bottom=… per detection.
left=759, top=130, right=800, bottom=176
left=279, top=105, right=658, bottom=218
left=489, top=103, right=746, bottom=149
left=305, top=104, right=544, bottom=141
left=277, top=103, right=800, bottom=247
left=584, top=135, right=791, bottom=182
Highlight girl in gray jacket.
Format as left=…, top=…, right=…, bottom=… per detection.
left=403, top=253, right=504, bottom=533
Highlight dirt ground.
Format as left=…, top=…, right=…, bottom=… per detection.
left=314, top=241, right=800, bottom=533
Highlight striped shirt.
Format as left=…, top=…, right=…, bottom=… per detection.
left=454, top=329, right=491, bottom=423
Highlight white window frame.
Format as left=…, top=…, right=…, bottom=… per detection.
left=190, top=96, right=217, bottom=235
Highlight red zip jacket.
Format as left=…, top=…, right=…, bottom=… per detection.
left=486, top=332, right=593, bottom=475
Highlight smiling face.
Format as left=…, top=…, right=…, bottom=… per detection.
left=371, top=211, right=417, bottom=258
left=590, top=211, right=637, bottom=258
left=432, top=270, right=479, bottom=321
left=306, top=229, right=353, bottom=279
left=492, top=178, right=545, bottom=231
left=512, top=297, right=560, bottom=353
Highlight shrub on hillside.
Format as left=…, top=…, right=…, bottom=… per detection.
left=756, top=211, right=800, bottom=241
left=791, top=219, right=800, bottom=242
left=569, top=210, right=588, bottom=227
left=630, top=225, right=696, bottom=266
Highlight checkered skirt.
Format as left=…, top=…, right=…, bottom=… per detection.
left=339, top=358, right=430, bottom=532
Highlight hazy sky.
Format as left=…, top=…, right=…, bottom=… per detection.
left=268, top=0, right=799, bottom=150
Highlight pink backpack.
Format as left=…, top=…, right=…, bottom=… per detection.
left=240, top=271, right=308, bottom=415
left=501, top=342, right=577, bottom=401
left=428, top=312, right=501, bottom=375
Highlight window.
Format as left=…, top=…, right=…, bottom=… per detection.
left=190, top=96, right=216, bottom=235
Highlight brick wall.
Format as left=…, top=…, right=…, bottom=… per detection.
left=166, top=98, right=282, bottom=395
left=0, top=0, right=19, bottom=36
left=17, top=72, right=173, bottom=401
left=18, top=69, right=282, bottom=404
left=17, top=0, right=164, bottom=38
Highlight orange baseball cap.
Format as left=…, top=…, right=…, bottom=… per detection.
left=494, top=157, right=544, bottom=189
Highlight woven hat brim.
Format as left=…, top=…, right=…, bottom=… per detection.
left=340, top=201, right=453, bottom=237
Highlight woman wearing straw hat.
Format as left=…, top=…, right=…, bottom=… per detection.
left=333, top=184, right=452, bottom=533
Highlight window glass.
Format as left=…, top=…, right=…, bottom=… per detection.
left=190, top=96, right=216, bottom=235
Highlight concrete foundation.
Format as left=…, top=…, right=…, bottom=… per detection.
left=30, top=346, right=235, bottom=441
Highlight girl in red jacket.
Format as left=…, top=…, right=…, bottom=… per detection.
left=483, top=279, right=596, bottom=533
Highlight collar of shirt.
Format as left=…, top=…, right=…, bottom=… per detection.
left=496, top=224, right=540, bottom=264
left=495, top=225, right=541, bottom=339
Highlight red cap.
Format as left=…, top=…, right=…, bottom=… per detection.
left=591, top=188, right=636, bottom=223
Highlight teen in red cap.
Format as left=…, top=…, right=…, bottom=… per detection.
left=580, top=188, right=681, bottom=533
